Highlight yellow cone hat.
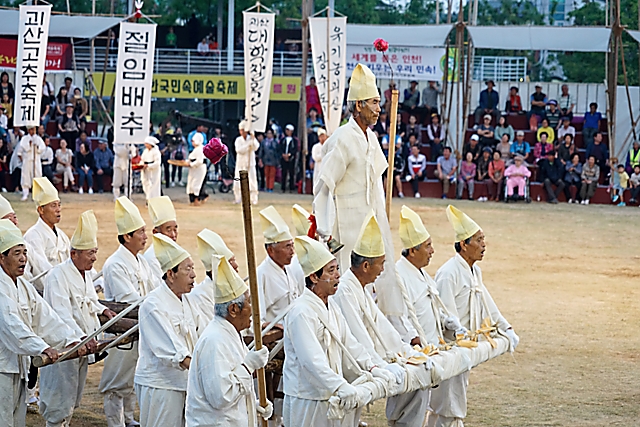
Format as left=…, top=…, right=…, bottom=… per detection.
left=148, top=196, right=177, bottom=227
left=153, top=233, right=190, bottom=273
left=353, top=210, right=385, bottom=258
left=115, top=197, right=146, bottom=235
left=347, top=63, right=379, bottom=101
left=0, top=195, right=14, bottom=218
left=32, top=177, right=59, bottom=207
left=446, top=205, right=482, bottom=242
left=197, top=228, right=234, bottom=271
left=294, top=236, right=335, bottom=277
left=399, top=205, right=430, bottom=250
left=215, top=256, right=248, bottom=303
left=71, top=210, right=98, bottom=250
left=0, top=218, right=24, bottom=253
left=291, top=204, right=311, bottom=236
left=260, top=206, right=293, bottom=244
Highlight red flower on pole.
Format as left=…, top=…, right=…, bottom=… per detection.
left=373, top=38, right=389, bottom=53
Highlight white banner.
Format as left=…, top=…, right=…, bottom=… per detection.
left=14, top=5, right=51, bottom=127
left=114, top=22, right=156, bottom=144
left=309, top=17, right=347, bottom=135
left=243, top=11, right=275, bottom=133
left=347, top=45, right=447, bottom=81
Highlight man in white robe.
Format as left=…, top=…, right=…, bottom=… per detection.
left=233, top=120, right=260, bottom=205
left=40, top=211, right=117, bottom=427
left=332, top=212, right=430, bottom=427
left=283, top=236, right=397, bottom=427
left=99, top=197, right=155, bottom=427
left=0, top=219, right=84, bottom=427
left=134, top=234, right=198, bottom=427
left=17, top=126, right=45, bottom=201
left=185, top=256, right=272, bottom=427
left=428, top=205, right=520, bottom=427
left=143, top=196, right=179, bottom=288
left=140, top=136, right=162, bottom=200
left=113, top=143, right=137, bottom=201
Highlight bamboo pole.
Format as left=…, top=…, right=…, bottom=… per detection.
left=33, top=334, right=137, bottom=368
left=239, top=170, right=268, bottom=427
left=385, top=89, right=399, bottom=219
left=299, top=0, right=310, bottom=194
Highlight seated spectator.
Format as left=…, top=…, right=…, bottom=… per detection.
left=494, top=115, right=514, bottom=143
left=407, top=144, right=426, bottom=198
left=421, top=81, right=441, bottom=118
left=208, top=34, right=219, bottom=51
left=395, top=112, right=406, bottom=141
left=564, top=153, right=583, bottom=204
left=629, top=164, right=640, bottom=204
left=41, top=134, right=54, bottom=183
left=72, top=88, right=88, bottom=131
left=75, top=142, right=94, bottom=194
left=405, top=114, right=422, bottom=144
left=1, top=94, right=13, bottom=129
left=505, top=86, right=523, bottom=113
left=40, top=77, right=52, bottom=127
left=585, top=132, right=609, bottom=179
left=536, top=118, right=555, bottom=144
left=426, top=113, right=445, bottom=161
left=476, top=114, right=495, bottom=148
left=580, top=155, right=600, bottom=204
left=583, top=102, right=602, bottom=147
left=54, top=87, right=68, bottom=118
left=405, top=134, right=418, bottom=159
left=546, top=100, right=562, bottom=130
left=533, top=132, right=554, bottom=164
left=58, top=103, right=80, bottom=147
left=612, top=164, right=629, bottom=206
left=527, top=84, right=548, bottom=127
left=457, top=152, right=476, bottom=200
left=403, top=80, right=420, bottom=113
left=374, top=109, right=389, bottom=140
left=0, top=107, right=7, bottom=139
left=389, top=137, right=406, bottom=199
left=93, top=140, right=114, bottom=194
left=75, top=130, right=89, bottom=153
left=511, top=131, right=531, bottom=160
left=463, top=134, right=481, bottom=162
left=474, top=80, right=500, bottom=125
left=557, top=134, right=575, bottom=165
left=625, top=140, right=640, bottom=175
left=197, top=38, right=210, bottom=56
left=306, top=108, right=324, bottom=134
left=539, top=150, right=565, bottom=203
left=166, top=26, right=177, bottom=48
left=383, top=82, right=396, bottom=112
left=0, top=72, right=14, bottom=101
left=435, top=146, right=457, bottom=198
left=488, top=150, right=505, bottom=201
left=557, top=117, right=575, bottom=141
left=0, top=137, right=8, bottom=192
left=558, top=84, right=575, bottom=120
left=62, top=77, right=76, bottom=103
left=476, top=147, right=492, bottom=201
left=504, top=154, right=531, bottom=200
left=55, top=139, right=75, bottom=192
left=496, top=134, right=511, bottom=162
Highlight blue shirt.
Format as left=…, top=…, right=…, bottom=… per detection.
left=187, top=130, right=207, bottom=153
left=93, top=146, right=114, bottom=170
left=479, top=89, right=499, bottom=110
left=511, top=141, right=531, bottom=156
left=583, top=111, right=602, bottom=130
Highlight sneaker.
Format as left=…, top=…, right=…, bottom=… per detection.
left=585, top=199, right=590, bottom=205
left=617, top=201, right=626, bottom=207
left=78, top=188, right=84, bottom=194
left=398, top=192, right=405, bottom=198
left=1, top=188, right=6, bottom=193
left=415, top=192, right=421, bottom=199
left=612, top=194, right=619, bottom=203
left=568, top=199, right=574, bottom=204
left=88, top=188, right=94, bottom=194
left=170, top=182, right=176, bottom=188
left=441, top=194, right=447, bottom=199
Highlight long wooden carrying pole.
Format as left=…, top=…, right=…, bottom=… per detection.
left=239, top=170, right=269, bottom=427
left=385, top=89, right=400, bottom=218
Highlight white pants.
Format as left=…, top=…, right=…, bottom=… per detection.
left=112, top=167, right=129, bottom=198
left=233, top=166, right=258, bottom=204
left=100, top=347, right=139, bottom=427
left=39, top=357, right=88, bottom=426
left=426, top=371, right=469, bottom=427
left=0, top=372, right=27, bottom=427
left=55, top=164, right=75, bottom=187
left=386, top=388, right=430, bottom=427
left=103, top=391, right=137, bottom=427
left=135, top=384, right=186, bottom=427
left=283, top=395, right=361, bottom=427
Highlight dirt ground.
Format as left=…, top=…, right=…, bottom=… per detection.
left=15, top=186, right=640, bottom=427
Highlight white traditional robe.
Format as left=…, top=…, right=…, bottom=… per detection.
left=187, top=144, right=207, bottom=196
left=40, top=259, right=107, bottom=425
left=185, top=316, right=258, bottom=427
left=113, top=144, right=136, bottom=198
left=311, top=141, right=324, bottom=188
left=313, top=117, right=404, bottom=317
left=99, top=245, right=155, bottom=427
left=23, top=218, right=70, bottom=292
left=183, top=275, right=215, bottom=338
left=17, top=134, right=45, bottom=189
left=283, top=289, right=375, bottom=427
left=140, top=145, right=162, bottom=200
left=233, top=135, right=260, bottom=204
left=256, top=256, right=304, bottom=324
left=0, top=268, right=80, bottom=427
left=134, top=283, right=197, bottom=427
left=142, top=243, right=164, bottom=290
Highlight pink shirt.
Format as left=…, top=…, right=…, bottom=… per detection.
left=505, top=164, right=531, bottom=178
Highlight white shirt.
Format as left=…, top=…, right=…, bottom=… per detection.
left=23, top=218, right=71, bottom=291
left=183, top=275, right=215, bottom=338
left=142, top=243, right=164, bottom=290
left=311, top=142, right=324, bottom=187
left=256, top=256, right=304, bottom=324
left=103, top=245, right=156, bottom=303
left=41, top=146, right=54, bottom=166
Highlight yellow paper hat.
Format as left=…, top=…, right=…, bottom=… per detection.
left=153, top=233, right=190, bottom=273
left=0, top=218, right=24, bottom=253
left=197, top=228, right=234, bottom=271
left=353, top=210, right=385, bottom=258
left=215, top=256, right=248, bottom=303
left=294, top=236, right=335, bottom=277
left=347, top=63, right=379, bottom=101
left=260, top=206, right=293, bottom=244
left=399, top=205, right=430, bottom=250
left=32, top=177, right=59, bottom=207
left=147, top=196, right=176, bottom=227
left=115, top=197, right=146, bottom=235
left=0, top=195, right=14, bottom=218
left=291, top=204, right=311, bottom=236
left=446, top=205, right=482, bottom=242
left=71, top=210, right=98, bottom=250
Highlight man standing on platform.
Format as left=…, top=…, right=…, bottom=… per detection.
left=278, top=124, right=299, bottom=193
left=143, top=196, right=179, bottom=288
left=234, top=120, right=260, bottom=205
left=17, top=126, right=46, bottom=201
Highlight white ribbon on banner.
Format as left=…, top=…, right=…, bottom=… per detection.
left=243, top=11, right=275, bottom=133
left=14, top=4, right=52, bottom=127
left=114, top=22, right=156, bottom=144
left=309, top=17, right=347, bottom=135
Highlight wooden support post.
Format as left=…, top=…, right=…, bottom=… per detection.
left=385, top=89, right=399, bottom=219
left=239, top=170, right=268, bottom=427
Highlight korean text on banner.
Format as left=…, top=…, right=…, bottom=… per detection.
left=346, top=45, right=447, bottom=81
left=114, top=22, right=156, bottom=145
left=14, top=4, right=52, bottom=127
left=243, top=11, right=275, bottom=133
left=309, top=17, right=347, bottom=135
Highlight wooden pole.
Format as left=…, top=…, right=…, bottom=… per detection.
left=239, top=170, right=268, bottom=427
left=385, top=89, right=399, bottom=219
left=299, top=0, right=310, bottom=194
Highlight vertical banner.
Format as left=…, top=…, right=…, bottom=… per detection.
left=114, top=22, right=156, bottom=144
left=309, top=17, right=347, bottom=135
left=14, top=4, right=52, bottom=127
left=243, top=11, right=275, bottom=132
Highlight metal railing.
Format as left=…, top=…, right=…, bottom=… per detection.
left=473, top=56, right=528, bottom=82
left=75, top=46, right=313, bottom=76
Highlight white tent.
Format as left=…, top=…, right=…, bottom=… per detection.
left=466, top=26, right=611, bottom=52
left=0, top=10, right=120, bottom=39
left=347, top=24, right=454, bottom=47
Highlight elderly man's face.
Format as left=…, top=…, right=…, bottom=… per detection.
left=167, top=257, right=196, bottom=298
left=71, top=248, right=98, bottom=272
left=235, top=291, right=253, bottom=330
left=38, top=201, right=61, bottom=226
left=155, top=220, right=178, bottom=242
left=309, top=259, right=340, bottom=298
left=267, top=240, right=295, bottom=267
left=461, top=230, right=486, bottom=263
left=410, top=238, right=434, bottom=269
left=0, top=245, right=27, bottom=279
left=356, top=97, right=381, bottom=127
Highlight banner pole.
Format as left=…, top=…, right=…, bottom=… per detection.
left=385, top=89, right=399, bottom=219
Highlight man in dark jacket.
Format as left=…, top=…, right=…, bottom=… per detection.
left=539, top=150, right=565, bottom=203
left=277, top=124, right=299, bottom=192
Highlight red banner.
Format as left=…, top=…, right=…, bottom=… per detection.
left=0, top=38, right=71, bottom=71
